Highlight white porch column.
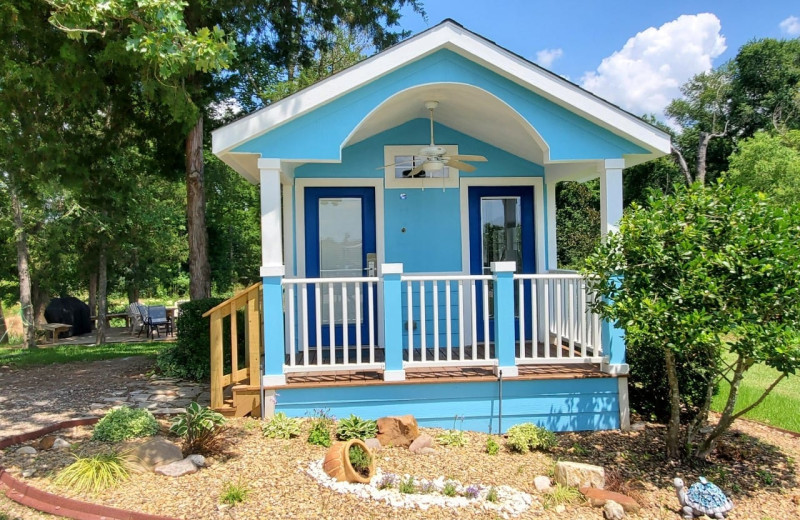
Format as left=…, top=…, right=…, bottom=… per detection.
left=600, top=159, right=624, bottom=238
left=259, top=158, right=284, bottom=274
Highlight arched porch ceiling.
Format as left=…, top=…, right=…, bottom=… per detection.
left=343, top=83, right=547, bottom=165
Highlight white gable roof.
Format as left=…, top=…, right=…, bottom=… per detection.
left=212, top=19, right=670, bottom=167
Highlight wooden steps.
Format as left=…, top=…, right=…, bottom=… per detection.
left=214, top=380, right=261, bottom=418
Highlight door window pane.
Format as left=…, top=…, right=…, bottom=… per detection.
left=481, top=197, right=522, bottom=317
left=319, top=198, right=362, bottom=324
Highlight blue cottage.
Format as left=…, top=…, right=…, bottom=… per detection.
left=208, top=20, right=670, bottom=432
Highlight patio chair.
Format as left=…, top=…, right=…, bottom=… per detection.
left=127, top=302, right=146, bottom=335
left=136, top=303, right=150, bottom=338
left=145, top=305, right=173, bottom=339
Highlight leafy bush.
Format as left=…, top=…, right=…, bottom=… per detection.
left=262, top=412, right=302, bottom=439
left=170, top=402, right=227, bottom=455
left=92, top=406, right=159, bottom=443
left=485, top=436, right=500, bottom=456
left=348, top=444, right=371, bottom=477
left=220, top=479, right=250, bottom=505
left=156, top=298, right=224, bottom=381
left=335, top=414, right=377, bottom=441
left=436, top=415, right=467, bottom=447
left=54, top=452, right=130, bottom=493
left=506, top=423, right=556, bottom=453
left=307, top=409, right=333, bottom=447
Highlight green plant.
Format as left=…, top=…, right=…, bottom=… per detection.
left=436, top=415, right=467, bottom=447
left=156, top=298, right=225, bottom=381
left=542, top=483, right=581, bottom=509
left=485, top=436, right=500, bottom=456
left=506, top=423, right=556, bottom=453
left=170, top=402, right=227, bottom=455
left=54, top=452, right=130, bottom=493
left=307, top=409, right=333, bottom=447
left=220, top=479, right=250, bottom=505
left=262, top=412, right=302, bottom=439
left=570, top=442, right=589, bottom=456
left=398, top=476, right=416, bottom=494
left=92, top=406, right=159, bottom=443
left=442, top=481, right=458, bottom=497
left=757, top=469, right=776, bottom=486
left=348, top=444, right=372, bottom=477
left=486, top=486, right=498, bottom=502
left=336, top=414, right=378, bottom=440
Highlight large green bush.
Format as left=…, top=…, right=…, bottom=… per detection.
left=92, top=406, right=159, bottom=442
left=156, top=298, right=224, bottom=381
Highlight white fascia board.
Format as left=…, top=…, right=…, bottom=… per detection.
left=211, top=21, right=670, bottom=160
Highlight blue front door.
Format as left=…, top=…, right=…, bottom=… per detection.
left=305, top=187, right=377, bottom=348
left=468, top=185, right=535, bottom=343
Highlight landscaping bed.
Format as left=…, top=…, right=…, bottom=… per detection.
left=1, top=412, right=799, bottom=520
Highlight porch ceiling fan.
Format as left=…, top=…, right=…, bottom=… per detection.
left=380, top=100, right=488, bottom=177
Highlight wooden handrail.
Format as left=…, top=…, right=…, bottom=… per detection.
left=203, top=282, right=263, bottom=318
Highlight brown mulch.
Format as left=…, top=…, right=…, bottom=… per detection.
left=1, top=415, right=799, bottom=520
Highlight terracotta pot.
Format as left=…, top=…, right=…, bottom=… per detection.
left=322, top=439, right=375, bottom=484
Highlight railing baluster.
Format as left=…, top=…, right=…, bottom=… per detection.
left=355, top=281, right=362, bottom=365
left=518, top=278, right=525, bottom=360
left=420, top=280, right=427, bottom=362
left=543, top=279, right=550, bottom=359
left=328, top=282, right=335, bottom=365
left=555, top=278, right=562, bottom=358
left=483, top=279, right=490, bottom=360
left=342, top=282, right=349, bottom=364
left=301, top=283, right=309, bottom=367
left=471, top=279, right=477, bottom=361
left=315, top=283, right=322, bottom=366
left=568, top=279, right=575, bottom=357
left=445, top=280, right=452, bottom=361
left=531, top=278, right=538, bottom=359
left=368, top=281, right=375, bottom=364
left=407, top=281, right=413, bottom=362
left=432, top=280, right=439, bottom=362
left=288, top=284, right=295, bottom=367
left=230, top=303, right=238, bottom=375
left=458, top=280, right=465, bottom=361
left=580, top=281, right=588, bottom=358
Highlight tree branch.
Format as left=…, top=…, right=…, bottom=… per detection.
left=731, top=374, right=787, bottom=421
left=671, top=145, right=693, bottom=185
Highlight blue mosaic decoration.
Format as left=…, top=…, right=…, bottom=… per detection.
left=686, top=477, right=730, bottom=510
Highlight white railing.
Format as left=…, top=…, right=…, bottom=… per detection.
left=514, top=273, right=602, bottom=363
left=401, top=274, right=493, bottom=367
left=282, top=277, right=380, bottom=372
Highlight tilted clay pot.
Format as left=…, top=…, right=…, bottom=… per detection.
left=322, top=439, right=375, bottom=484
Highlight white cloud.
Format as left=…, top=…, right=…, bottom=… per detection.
left=535, top=48, right=563, bottom=69
left=779, top=16, right=800, bottom=36
left=580, top=13, right=726, bottom=117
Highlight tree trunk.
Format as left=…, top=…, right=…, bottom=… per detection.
left=88, top=272, right=98, bottom=316
left=31, top=280, right=49, bottom=328
left=696, top=132, right=712, bottom=185
left=127, top=285, right=139, bottom=304
left=10, top=182, right=36, bottom=349
left=664, top=349, right=682, bottom=460
left=0, top=303, right=7, bottom=344
left=186, top=116, right=211, bottom=300
left=95, top=245, right=108, bottom=345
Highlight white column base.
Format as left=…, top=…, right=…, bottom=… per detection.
left=494, top=366, right=518, bottom=378
left=383, top=369, right=406, bottom=382
left=262, top=374, right=287, bottom=387
left=618, top=376, right=631, bottom=431
left=601, top=362, right=630, bottom=376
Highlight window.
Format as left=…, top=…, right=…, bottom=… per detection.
left=383, top=145, right=460, bottom=189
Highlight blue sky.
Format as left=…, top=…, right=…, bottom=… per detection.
left=399, top=1, right=800, bottom=119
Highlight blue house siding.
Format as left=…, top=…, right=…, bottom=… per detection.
left=233, top=49, right=648, bottom=161
left=273, top=377, right=620, bottom=433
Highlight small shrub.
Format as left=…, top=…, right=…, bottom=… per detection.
left=170, top=402, right=227, bottom=455
left=542, top=483, right=581, bottom=509
left=348, top=444, right=372, bottom=477
left=398, top=476, right=416, bottom=494
left=54, top=452, right=130, bottom=493
left=437, top=415, right=467, bottom=447
left=220, top=479, right=250, bottom=505
left=463, top=484, right=480, bottom=499
left=377, top=473, right=398, bottom=490
left=307, top=409, right=334, bottom=447
left=506, top=423, right=556, bottom=453
left=419, top=481, right=435, bottom=494
left=486, top=486, right=498, bottom=502
left=262, top=412, right=301, bottom=439
left=92, top=406, right=159, bottom=443
left=336, top=414, right=378, bottom=441
left=485, top=436, right=500, bottom=455
left=442, top=481, right=458, bottom=497
left=156, top=298, right=225, bottom=381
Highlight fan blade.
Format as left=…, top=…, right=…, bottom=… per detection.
left=449, top=154, right=487, bottom=162
left=403, top=164, right=426, bottom=177
left=446, top=159, right=477, bottom=172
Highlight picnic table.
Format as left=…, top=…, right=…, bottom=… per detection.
left=90, top=312, right=132, bottom=328
left=40, top=323, right=71, bottom=344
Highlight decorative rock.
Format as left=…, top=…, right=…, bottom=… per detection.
left=37, top=435, right=57, bottom=450
left=534, top=475, right=552, bottom=492
left=554, top=504, right=566, bottom=513
left=154, top=457, right=199, bottom=477
left=187, top=454, right=206, bottom=467
left=21, top=469, right=35, bottom=478
left=16, top=446, right=36, bottom=455
left=580, top=487, right=640, bottom=512
left=555, top=461, right=605, bottom=489
left=604, top=500, right=625, bottom=520
left=364, top=438, right=382, bottom=453
left=409, top=433, right=433, bottom=454
left=376, top=415, right=419, bottom=447
left=125, top=438, right=184, bottom=472
left=630, top=421, right=646, bottom=432
left=418, top=447, right=437, bottom=456
left=51, top=438, right=71, bottom=450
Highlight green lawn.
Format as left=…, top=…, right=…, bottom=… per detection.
left=0, top=341, right=167, bottom=368
left=711, top=361, right=800, bottom=433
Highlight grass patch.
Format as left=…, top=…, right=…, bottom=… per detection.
left=0, top=341, right=166, bottom=368
left=711, top=361, right=800, bottom=433
left=54, top=452, right=130, bottom=493
left=220, top=479, right=250, bottom=505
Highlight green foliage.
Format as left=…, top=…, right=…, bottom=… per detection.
left=307, top=409, right=333, bottom=447
left=485, top=436, right=500, bottom=456
left=726, top=130, right=800, bottom=205
left=92, top=406, right=159, bottom=443
left=54, top=452, right=130, bottom=493
left=170, top=402, right=227, bottom=455
left=156, top=298, right=224, bottom=381
left=505, top=423, right=556, bottom=453
left=556, top=180, right=600, bottom=269
left=398, top=476, right=417, bottom=494
left=220, top=479, right=250, bottom=505
left=348, top=444, right=372, bottom=476
left=486, top=486, right=498, bottom=502
left=442, top=481, right=458, bottom=497
left=542, top=483, right=581, bottom=509
left=335, top=414, right=378, bottom=441
left=436, top=415, right=467, bottom=447
left=262, top=412, right=302, bottom=439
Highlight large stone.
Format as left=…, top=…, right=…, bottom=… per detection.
left=409, top=433, right=433, bottom=454
left=187, top=454, right=206, bottom=467
left=154, top=457, right=199, bottom=477
left=580, top=487, right=640, bottom=512
left=51, top=438, right=71, bottom=450
left=534, top=475, right=552, bottom=492
left=37, top=436, right=57, bottom=450
left=125, top=438, right=184, bottom=472
left=603, top=500, right=625, bottom=520
left=16, top=446, right=36, bottom=455
left=364, top=438, right=382, bottom=453
left=555, top=461, right=605, bottom=489
left=376, top=415, right=419, bottom=447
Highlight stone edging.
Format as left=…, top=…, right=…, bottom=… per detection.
left=0, top=417, right=179, bottom=520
